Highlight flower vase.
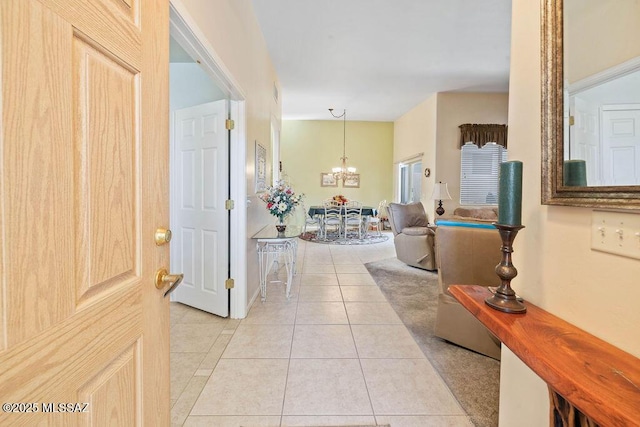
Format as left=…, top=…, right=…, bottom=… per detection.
left=275, top=218, right=286, bottom=233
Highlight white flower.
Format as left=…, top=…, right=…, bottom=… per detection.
left=259, top=180, right=304, bottom=219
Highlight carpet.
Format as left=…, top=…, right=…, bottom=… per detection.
left=365, top=257, right=500, bottom=427
left=299, top=230, right=389, bottom=245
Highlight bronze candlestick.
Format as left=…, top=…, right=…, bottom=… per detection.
left=485, top=223, right=527, bottom=313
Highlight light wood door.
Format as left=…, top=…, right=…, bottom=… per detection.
left=172, top=101, right=229, bottom=317
left=0, top=0, right=170, bottom=425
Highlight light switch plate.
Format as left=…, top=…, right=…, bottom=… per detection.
left=591, top=210, right=640, bottom=260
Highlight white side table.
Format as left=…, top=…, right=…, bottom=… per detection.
left=251, top=225, right=301, bottom=301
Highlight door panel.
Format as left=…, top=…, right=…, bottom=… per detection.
left=172, top=101, right=229, bottom=317
left=0, top=0, right=169, bottom=424
left=602, top=108, right=640, bottom=185
left=74, top=32, right=139, bottom=301
left=570, top=96, right=601, bottom=185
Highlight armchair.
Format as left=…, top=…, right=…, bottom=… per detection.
left=434, top=223, right=502, bottom=360
left=386, top=202, right=436, bottom=270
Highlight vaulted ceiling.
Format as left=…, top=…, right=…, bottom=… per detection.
left=251, top=0, right=512, bottom=121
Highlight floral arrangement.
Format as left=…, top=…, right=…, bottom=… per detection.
left=332, top=194, right=348, bottom=204
left=259, top=180, right=304, bottom=222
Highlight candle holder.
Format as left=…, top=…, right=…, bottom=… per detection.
left=485, top=223, right=527, bottom=313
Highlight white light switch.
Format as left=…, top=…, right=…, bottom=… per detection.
left=591, top=210, right=640, bottom=260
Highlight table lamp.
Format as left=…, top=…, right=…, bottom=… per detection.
left=431, top=182, right=452, bottom=216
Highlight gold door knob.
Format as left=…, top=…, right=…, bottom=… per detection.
left=155, top=228, right=172, bottom=245
left=155, top=268, right=184, bottom=297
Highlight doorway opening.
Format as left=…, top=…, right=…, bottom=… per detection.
left=169, top=2, right=248, bottom=320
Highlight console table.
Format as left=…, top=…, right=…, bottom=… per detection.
left=252, top=225, right=302, bottom=301
left=449, top=285, right=640, bottom=427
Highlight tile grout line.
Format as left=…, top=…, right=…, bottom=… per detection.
left=278, top=261, right=304, bottom=426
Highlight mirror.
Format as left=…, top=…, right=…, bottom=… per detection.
left=541, top=0, right=640, bottom=208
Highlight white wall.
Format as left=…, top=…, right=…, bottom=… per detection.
left=393, top=95, right=438, bottom=219
left=169, top=63, right=226, bottom=110
left=393, top=92, right=509, bottom=220
left=435, top=92, right=509, bottom=215
left=501, top=1, right=640, bottom=425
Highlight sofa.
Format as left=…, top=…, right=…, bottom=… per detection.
left=450, top=207, right=498, bottom=222
left=387, top=202, right=436, bottom=271
left=434, top=223, right=503, bottom=360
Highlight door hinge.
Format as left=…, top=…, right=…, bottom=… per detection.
left=569, top=115, right=575, bottom=126
left=225, top=199, right=235, bottom=210
left=225, top=278, right=235, bottom=289
left=225, top=119, right=235, bottom=130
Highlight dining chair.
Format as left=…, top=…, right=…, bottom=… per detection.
left=322, top=200, right=342, bottom=239
left=301, top=201, right=321, bottom=234
left=367, top=200, right=387, bottom=237
left=343, top=200, right=364, bottom=239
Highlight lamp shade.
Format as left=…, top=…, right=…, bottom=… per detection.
left=431, top=182, right=452, bottom=200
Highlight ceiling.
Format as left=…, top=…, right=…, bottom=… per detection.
left=251, top=0, right=512, bottom=122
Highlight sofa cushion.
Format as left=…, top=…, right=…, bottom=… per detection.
left=402, top=226, right=431, bottom=236
left=388, top=202, right=430, bottom=233
left=453, top=207, right=498, bottom=220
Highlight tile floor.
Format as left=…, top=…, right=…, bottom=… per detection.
left=170, top=235, right=474, bottom=427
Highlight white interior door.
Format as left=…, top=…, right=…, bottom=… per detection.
left=570, top=96, right=601, bottom=185
left=601, top=105, right=640, bottom=186
left=171, top=100, right=229, bottom=316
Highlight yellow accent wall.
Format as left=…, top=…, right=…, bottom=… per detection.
left=501, top=1, right=640, bottom=425
left=281, top=120, right=394, bottom=210
left=393, top=93, right=509, bottom=220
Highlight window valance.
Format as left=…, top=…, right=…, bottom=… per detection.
left=459, top=124, right=508, bottom=148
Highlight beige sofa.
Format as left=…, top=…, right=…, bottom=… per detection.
left=387, top=202, right=436, bottom=271
left=434, top=223, right=503, bottom=360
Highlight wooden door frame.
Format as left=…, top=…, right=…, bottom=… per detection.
left=170, top=0, right=248, bottom=319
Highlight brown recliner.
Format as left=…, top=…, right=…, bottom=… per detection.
left=434, top=224, right=503, bottom=360
left=387, top=202, right=436, bottom=271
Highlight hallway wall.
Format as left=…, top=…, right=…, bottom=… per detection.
left=500, top=1, right=640, bottom=425
left=177, top=0, right=282, bottom=310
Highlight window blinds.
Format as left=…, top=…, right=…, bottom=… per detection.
left=460, top=142, right=507, bottom=205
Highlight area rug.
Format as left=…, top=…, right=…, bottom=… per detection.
left=365, top=257, right=500, bottom=427
left=299, top=231, right=389, bottom=245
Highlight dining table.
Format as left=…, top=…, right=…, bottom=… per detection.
left=307, top=205, right=376, bottom=217
left=307, top=205, right=377, bottom=238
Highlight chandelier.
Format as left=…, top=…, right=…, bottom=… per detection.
left=329, top=108, right=357, bottom=183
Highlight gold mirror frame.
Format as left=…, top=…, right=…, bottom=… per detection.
left=541, top=0, right=640, bottom=209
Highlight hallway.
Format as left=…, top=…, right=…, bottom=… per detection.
left=170, top=236, right=474, bottom=426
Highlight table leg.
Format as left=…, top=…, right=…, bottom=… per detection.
left=257, top=243, right=267, bottom=301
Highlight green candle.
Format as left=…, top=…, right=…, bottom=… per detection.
left=563, top=160, right=587, bottom=186
left=498, top=161, right=523, bottom=226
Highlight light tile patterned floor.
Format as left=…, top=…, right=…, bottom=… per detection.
left=170, top=234, right=474, bottom=427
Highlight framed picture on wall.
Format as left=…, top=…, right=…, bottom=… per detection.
left=343, top=174, right=360, bottom=188
left=320, top=173, right=338, bottom=187
left=255, top=141, right=267, bottom=192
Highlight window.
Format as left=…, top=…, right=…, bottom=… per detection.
left=460, top=142, right=507, bottom=205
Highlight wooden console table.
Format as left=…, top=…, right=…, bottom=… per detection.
left=449, top=285, right=640, bottom=427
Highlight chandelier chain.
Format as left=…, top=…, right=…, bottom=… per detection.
left=329, top=108, right=357, bottom=184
